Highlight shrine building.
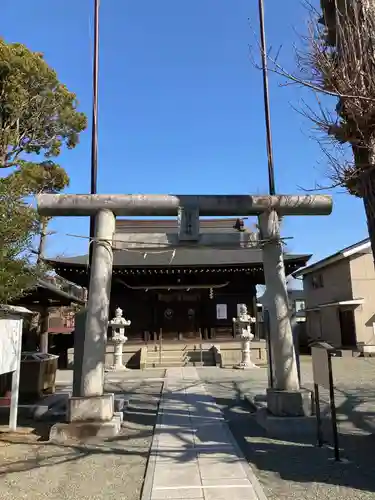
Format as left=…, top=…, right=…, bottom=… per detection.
left=47, top=218, right=310, bottom=345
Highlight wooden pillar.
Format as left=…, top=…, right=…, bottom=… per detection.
left=152, top=293, right=158, bottom=342
left=252, top=292, right=259, bottom=340
left=40, top=307, right=49, bottom=353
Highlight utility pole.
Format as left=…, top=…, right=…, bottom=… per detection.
left=258, top=0, right=275, bottom=197
left=258, top=0, right=275, bottom=388
left=89, top=0, right=100, bottom=280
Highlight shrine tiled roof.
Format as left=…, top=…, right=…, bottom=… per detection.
left=46, top=248, right=310, bottom=269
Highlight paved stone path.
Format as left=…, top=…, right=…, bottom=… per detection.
left=142, top=367, right=267, bottom=500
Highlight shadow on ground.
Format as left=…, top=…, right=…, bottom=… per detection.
left=0, top=380, right=163, bottom=477
left=202, top=378, right=375, bottom=495
left=0, top=417, right=53, bottom=442
left=2, top=373, right=375, bottom=496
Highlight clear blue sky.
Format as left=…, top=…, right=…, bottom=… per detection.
left=3, top=0, right=368, bottom=263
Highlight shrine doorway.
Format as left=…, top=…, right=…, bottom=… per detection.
left=157, top=292, right=201, bottom=341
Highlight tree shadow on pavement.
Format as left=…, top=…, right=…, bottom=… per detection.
left=0, top=381, right=163, bottom=477
left=0, top=442, right=150, bottom=476
left=208, top=379, right=375, bottom=495
left=3, top=374, right=375, bottom=496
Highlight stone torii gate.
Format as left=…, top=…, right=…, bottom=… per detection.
left=38, top=193, right=332, bottom=439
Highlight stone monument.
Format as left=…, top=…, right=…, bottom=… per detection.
left=108, top=307, right=131, bottom=371
left=233, top=304, right=257, bottom=369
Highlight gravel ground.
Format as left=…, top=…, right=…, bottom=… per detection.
left=0, top=376, right=163, bottom=500
left=198, top=358, right=375, bottom=500
left=2, top=360, right=375, bottom=500
left=234, top=357, right=375, bottom=434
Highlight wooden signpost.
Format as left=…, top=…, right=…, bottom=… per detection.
left=311, top=342, right=340, bottom=461
left=0, top=306, right=32, bottom=432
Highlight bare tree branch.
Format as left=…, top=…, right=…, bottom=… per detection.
left=250, top=1, right=375, bottom=199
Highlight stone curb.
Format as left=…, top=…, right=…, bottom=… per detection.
left=140, top=380, right=164, bottom=500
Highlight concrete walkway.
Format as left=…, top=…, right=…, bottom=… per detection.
left=142, top=367, right=267, bottom=500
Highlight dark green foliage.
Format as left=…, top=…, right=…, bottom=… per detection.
left=0, top=38, right=87, bottom=303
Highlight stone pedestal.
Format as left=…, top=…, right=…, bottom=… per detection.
left=267, top=388, right=314, bottom=417
left=50, top=392, right=123, bottom=443
left=68, top=393, right=115, bottom=422
left=112, top=337, right=127, bottom=370
left=104, top=336, right=128, bottom=372
left=254, top=389, right=316, bottom=439
left=235, top=333, right=259, bottom=370
left=50, top=414, right=123, bottom=443
left=242, top=338, right=251, bottom=366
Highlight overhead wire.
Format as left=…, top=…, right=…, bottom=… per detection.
left=59, top=231, right=293, bottom=251
left=44, top=228, right=294, bottom=271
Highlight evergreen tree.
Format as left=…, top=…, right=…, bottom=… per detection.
left=0, top=38, right=87, bottom=302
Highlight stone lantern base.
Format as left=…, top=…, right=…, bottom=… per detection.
left=105, top=364, right=128, bottom=372
left=105, top=336, right=128, bottom=371
left=233, top=334, right=259, bottom=370
left=233, top=361, right=259, bottom=370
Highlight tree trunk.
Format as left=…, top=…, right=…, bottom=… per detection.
left=362, top=172, right=375, bottom=262
left=354, top=143, right=375, bottom=264
left=37, top=217, right=48, bottom=264
left=39, top=308, right=49, bottom=354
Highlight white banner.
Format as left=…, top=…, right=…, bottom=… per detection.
left=0, top=318, right=22, bottom=375
left=216, top=304, right=227, bottom=320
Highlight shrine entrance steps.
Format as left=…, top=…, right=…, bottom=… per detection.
left=143, top=340, right=267, bottom=369
left=145, top=344, right=216, bottom=368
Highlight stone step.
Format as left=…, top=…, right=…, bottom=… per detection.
left=147, top=350, right=212, bottom=357
left=147, top=352, right=190, bottom=359
left=146, top=352, right=190, bottom=358
left=147, top=360, right=211, bottom=367
left=146, top=344, right=214, bottom=368
left=147, top=361, right=189, bottom=368
left=146, top=358, right=191, bottom=364
left=146, top=360, right=206, bottom=368
left=147, top=344, right=210, bottom=351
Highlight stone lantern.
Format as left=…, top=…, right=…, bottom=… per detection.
left=233, top=304, right=257, bottom=369
left=108, top=307, right=131, bottom=371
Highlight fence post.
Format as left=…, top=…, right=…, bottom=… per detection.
left=159, top=328, right=162, bottom=365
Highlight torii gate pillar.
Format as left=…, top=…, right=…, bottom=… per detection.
left=80, top=209, right=115, bottom=397
left=259, top=210, right=312, bottom=417
left=51, top=209, right=120, bottom=442
left=38, top=193, right=332, bottom=440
